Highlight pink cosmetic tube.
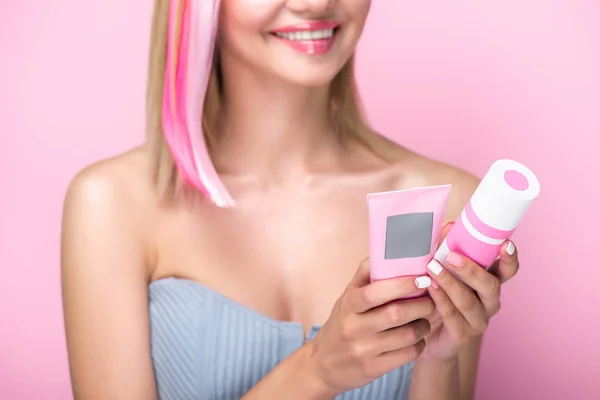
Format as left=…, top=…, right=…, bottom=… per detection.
left=367, top=184, right=452, bottom=296
left=434, top=159, right=540, bottom=270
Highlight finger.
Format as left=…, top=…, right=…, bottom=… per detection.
left=424, top=308, right=443, bottom=332
left=427, top=259, right=488, bottom=331
left=444, top=253, right=501, bottom=316
left=427, top=280, right=472, bottom=335
left=487, top=240, right=520, bottom=283
left=350, top=275, right=432, bottom=313
left=354, top=297, right=435, bottom=334
left=373, top=319, right=431, bottom=354
left=376, top=339, right=427, bottom=375
left=437, top=221, right=454, bottom=246
left=349, top=319, right=430, bottom=361
left=349, top=257, right=371, bottom=288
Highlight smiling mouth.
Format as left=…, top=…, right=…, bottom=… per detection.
left=269, top=22, right=342, bottom=55
left=271, top=27, right=340, bottom=42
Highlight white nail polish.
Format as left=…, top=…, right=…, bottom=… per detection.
left=415, top=276, right=431, bottom=289
left=506, top=241, right=516, bottom=256
left=427, top=260, right=444, bottom=275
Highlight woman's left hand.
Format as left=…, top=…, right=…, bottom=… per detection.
left=420, top=222, right=520, bottom=361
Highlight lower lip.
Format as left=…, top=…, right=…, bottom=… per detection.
left=272, top=31, right=338, bottom=55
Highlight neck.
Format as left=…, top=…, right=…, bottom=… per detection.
left=212, top=53, right=342, bottom=182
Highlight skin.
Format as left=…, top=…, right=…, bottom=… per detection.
left=61, top=0, right=520, bottom=399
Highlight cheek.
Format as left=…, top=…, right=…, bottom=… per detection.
left=220, top=0, right=281, bottom=30
left=345, top=0, right=371, bottom=27
left=219, top=0, right=282, bottom=47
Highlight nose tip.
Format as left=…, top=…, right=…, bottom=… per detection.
left=307, top=0, right=334, bottom=7
left=288, top=0, right=335, bottom=14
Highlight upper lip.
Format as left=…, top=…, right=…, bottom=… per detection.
left=270, top=20, right=340, bottom=34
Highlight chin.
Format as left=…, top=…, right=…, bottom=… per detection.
left=272, top=63, right=347, bottom=87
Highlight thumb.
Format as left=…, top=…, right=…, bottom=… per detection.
left=349, top=257, right=371, bottom=288
left=437, top=221, right=454, bottom=246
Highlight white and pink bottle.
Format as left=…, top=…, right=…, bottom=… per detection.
left=434, top=159, right=540, bottom=269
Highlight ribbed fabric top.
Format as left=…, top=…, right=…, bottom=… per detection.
left=149, top=278, right=413, bottom=400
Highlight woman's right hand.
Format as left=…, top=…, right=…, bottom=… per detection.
left=307, top=258, right=435, bottom=396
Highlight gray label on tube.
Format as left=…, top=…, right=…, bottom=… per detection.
left=384, top=212, right=433, bottom=259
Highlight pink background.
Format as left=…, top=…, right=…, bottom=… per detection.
left=1, top=1, right=599, bottom=399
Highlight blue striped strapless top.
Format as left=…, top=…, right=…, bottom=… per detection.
left=149, top=278, right=414, bottom=399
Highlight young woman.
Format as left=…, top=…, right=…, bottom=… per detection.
left=61, top=0, right=520, bottom=399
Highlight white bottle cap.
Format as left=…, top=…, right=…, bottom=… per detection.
left=470, top=159, right=540, bottom=232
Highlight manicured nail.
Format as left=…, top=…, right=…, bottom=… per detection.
left=506, top=241, right=515, bottom=255
left=427, top=260, right=444, bottom=275
left=447, top=252, right=464, bottom=267
left=415, top=276, right=432, bottom=289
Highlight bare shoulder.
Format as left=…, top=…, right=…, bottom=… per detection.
left=408, top=152, right=479, bottom=217
left=63, top=145, right=154, bottom=217
left=62, top=146, right=157, bottom=252
left=372, top=135, right=480, bottom=220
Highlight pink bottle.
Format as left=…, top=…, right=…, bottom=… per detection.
left=434, top=159, right=540, bottom=269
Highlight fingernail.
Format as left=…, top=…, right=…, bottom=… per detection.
left=430, top=280, right=440, bottom=290
left=427, top=260, right=444, bottom=275
left=415, top=276, right=432, bottom=289
left=447, top=252, right=464, bottom=267
left=506, top=241, right=516, bottom=256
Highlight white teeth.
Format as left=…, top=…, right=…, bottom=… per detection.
left=275, top=28, right=335, bottom=41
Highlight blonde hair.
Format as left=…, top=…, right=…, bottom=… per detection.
left=145, top=0, right=392, bottom=206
